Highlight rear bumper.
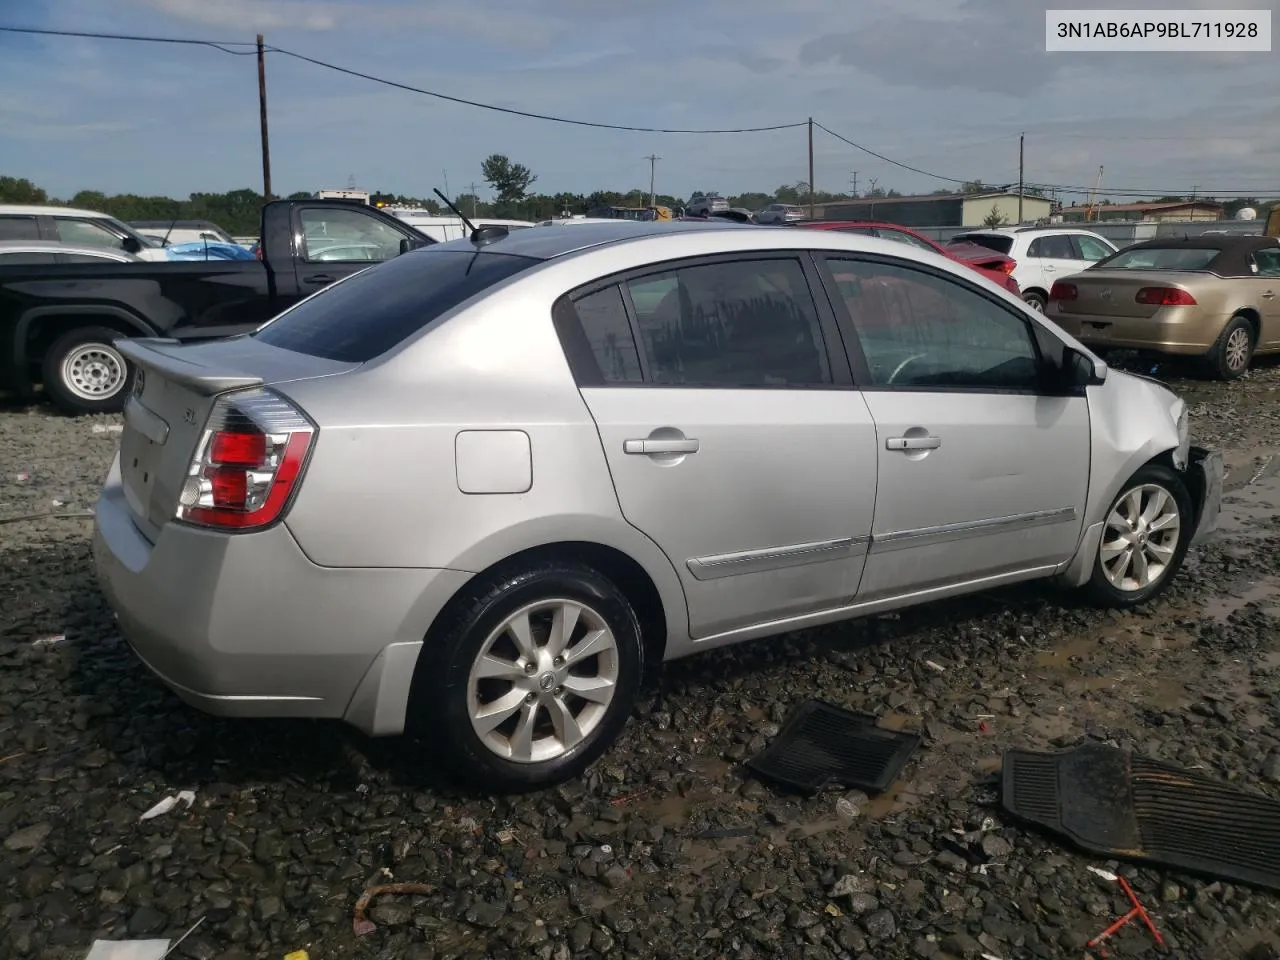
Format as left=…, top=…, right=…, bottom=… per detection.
left=1048, top=307, right=1231, bottom=355
left=1186, top=446, right=1223, bottom=546
left=92, top=454, right=471, bottom=735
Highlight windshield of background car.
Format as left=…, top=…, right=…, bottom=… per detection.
left=253, top=249, right=541, bottom=362
left=950, top=233, right=1013, bottom=255
left=1096, top=247, right=1220, bottom=271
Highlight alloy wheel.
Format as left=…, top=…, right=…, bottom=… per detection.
left=466, top=599, right=619, bottom=763
left=1100, top=483, right=1182, bottom=592
left=1225, top=327, right=1251, bottom=372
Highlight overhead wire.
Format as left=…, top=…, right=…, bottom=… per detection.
left=3, top=24, right=1276, bottom=194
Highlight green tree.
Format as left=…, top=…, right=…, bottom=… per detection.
left=962, top=180, right=987, bottom=195
left=0, top=176, right=48, bottom=204
left=982, top=203, right=1008, bottom=227
left=481, top=154, right=537, bottom=203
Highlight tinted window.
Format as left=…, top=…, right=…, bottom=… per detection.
left=1027, top=234, right=1076, bottom=259
left=1252, top=249, right=1280, bottom=277
left=63, top=252, right=127, bottom=263
left=826, top=258, right=1039, bottom=390
left=254, top=249, right=539, bottom=362
left=624, top=258, right=831, bottom=386
left=0, top=216, right=41, bottom=241
left=0, top=251, right=56, bottom=264
left=1102, top=247, right=1219, bottom=271
left=950, top=233, right=1013, bottom=255
left=1074, top=235, right=1113, bottom=261
left=573, top=285, right=642, bottom=382
left=300, top=207, right=409, bottom=262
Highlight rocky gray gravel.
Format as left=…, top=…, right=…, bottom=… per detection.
left=2, top=358, right=1280, bottom=960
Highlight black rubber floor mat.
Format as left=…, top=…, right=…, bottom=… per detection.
left=1002, top=743, right=1280, bottom=891
left=746, top=700, right=920, bottom=794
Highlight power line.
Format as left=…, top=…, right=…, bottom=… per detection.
left=814, top=122, right=972, bottom=184
left=0, top=25, right=258, bottom=54
left=0, top=24, right=805, bottom=134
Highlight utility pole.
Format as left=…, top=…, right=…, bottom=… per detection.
left=868, top=177, right=878, bottom=218
left=468, top=182, right=479, bottom=218
left=256, top=34, right=272, bottom=201
left=644, top=154, right=660, bottom=207
left=850, top=171, right=858, bottom=197
left=1017, top=132, right=1024, bottom=224
left=807, top=117, right=815, bottom=219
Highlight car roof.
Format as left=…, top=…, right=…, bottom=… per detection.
left=0, top=205, right=119, bottom=218
left=425, top=219, right=751, bottom=259
left=1120, top=234, right=1279, bottom=251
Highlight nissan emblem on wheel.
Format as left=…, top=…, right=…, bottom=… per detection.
left=91, top=220, right=1223, bottom=792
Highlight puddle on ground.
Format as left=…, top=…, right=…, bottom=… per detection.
left=1204, top=576, right=1280, bottom=622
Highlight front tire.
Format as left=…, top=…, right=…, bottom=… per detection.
left=411, top=560, right=644, bottom=792
left=41, top=326, right=132, bottom=414
left=1084, top=464, right=1193, bottom=608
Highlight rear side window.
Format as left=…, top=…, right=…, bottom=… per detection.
left=0, top=251, right=56, bottom=264
left=254, top=249, right=539, bottom=362
left=0, top=216, right=41, bottom=241
left=572, top=286, right=642, bottom=382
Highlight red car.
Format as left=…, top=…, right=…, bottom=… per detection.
left=795, top=220, right=1021, bottom=297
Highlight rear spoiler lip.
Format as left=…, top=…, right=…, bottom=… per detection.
left=115, top=337, right=264, bottom=396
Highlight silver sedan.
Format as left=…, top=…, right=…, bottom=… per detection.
left=93, top=220, right=1222, bottom=791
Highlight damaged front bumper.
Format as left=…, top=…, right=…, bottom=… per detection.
left=1186, top=445, right=1223, bottom=546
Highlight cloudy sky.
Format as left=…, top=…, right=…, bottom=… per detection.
left=3, top=0, right=1278, bottom=204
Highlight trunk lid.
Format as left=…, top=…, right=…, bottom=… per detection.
left=115, top=336, right=356, bottom=542
left=1053, top=270, right=1201, bottom=318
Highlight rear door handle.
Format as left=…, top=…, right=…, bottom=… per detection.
left=303, top=273, right=336, bottom=284
left=886, top=435, right=941, bottom=451
left=1263, top=291, right=1276, bottom=300
left=624, top=438, right=699, bottom=455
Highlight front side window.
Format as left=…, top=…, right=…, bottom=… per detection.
left=1074, top=235, right=1114, bottom=262
left=0, top=215, right=41, bottom=241
left=54, top=218, right=127, bottom=250
left=622, top=258, right=832, bottom=386
left=826, top=258, right=1040, bottom=390
left=1252, top=249, right=1280, bottom=277
left=299, top=207, right=410, bottom=263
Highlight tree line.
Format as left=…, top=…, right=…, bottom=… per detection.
left=2, top=159, right=1267, bottom=237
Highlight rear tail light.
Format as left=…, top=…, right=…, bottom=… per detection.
left=1049, top=281, right=1078, bottom=301
left=1136, top=286, right=1196, bottom=306
left=999, top=259, right=1016, bottom=276
left=177, top=388, right=315, bottom=531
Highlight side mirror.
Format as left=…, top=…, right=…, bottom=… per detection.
left=399, top=237, right=429, bottom=254
left=1064, top=346, right=1107, bottom=387
left=122, top=236, right=143, bottom=254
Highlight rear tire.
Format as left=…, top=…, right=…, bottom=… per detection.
left=1084, top=464, right=1193, bottom=608
left=409, top=560, right=644, bottom=792
left=1205, top=314, right=1254, bottom=380
left=41, top=326, right=132, bottom=415
left=1023, top=291, right=1046, bottom=312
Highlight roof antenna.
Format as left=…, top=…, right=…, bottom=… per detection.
left=433, top=187, right=476, bottom=233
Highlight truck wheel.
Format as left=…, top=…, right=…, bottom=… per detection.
left=42, top=326, right=132, bottom=415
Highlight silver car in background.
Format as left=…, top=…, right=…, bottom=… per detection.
left=93, top=221, right=1222, bottom=792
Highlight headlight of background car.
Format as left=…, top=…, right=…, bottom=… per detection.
left=1172, top=401, right=1189, bottom=470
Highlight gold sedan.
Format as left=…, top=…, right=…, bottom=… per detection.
left=1045, top=236, right=1280, bottom=379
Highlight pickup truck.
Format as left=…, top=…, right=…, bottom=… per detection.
left=0, top=198, right=433, bottom=414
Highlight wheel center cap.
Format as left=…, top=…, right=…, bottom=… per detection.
left=538, top=672, right=556, bottom=692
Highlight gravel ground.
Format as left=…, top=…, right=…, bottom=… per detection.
left=2, top=357, right=1280, bottom=960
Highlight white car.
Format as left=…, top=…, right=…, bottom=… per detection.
left=0, top=205, right=168, bottom=262
left=756, top=203, right=805, bottom=224
left=948, top=227, right=1118, bottom=312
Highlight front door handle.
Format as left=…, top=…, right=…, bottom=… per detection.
left=303, top=273, right=336, bottom=284
left=624, top=438, right=699, bottom=455
left=1263, top=291, right=1276, bottom=300
left=886, top=435, right=941, bottom=451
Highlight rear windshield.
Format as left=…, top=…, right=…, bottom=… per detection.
left=253, top=249, right=539, bottom=362
left=950, top=233, right=1013, bottom=255
left=1097, top=247, right=1220, bottom=271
